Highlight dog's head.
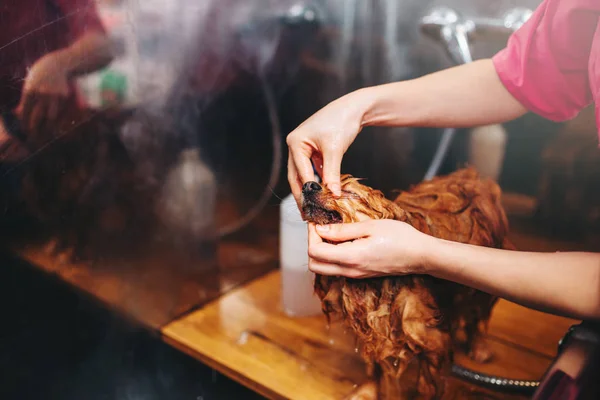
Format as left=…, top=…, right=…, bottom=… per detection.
left=300, top=174, right=407, bottom=224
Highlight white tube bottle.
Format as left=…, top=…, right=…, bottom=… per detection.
left=468, top=124, right=508, bottom=182
left=280, top=190, right=322, bottom=317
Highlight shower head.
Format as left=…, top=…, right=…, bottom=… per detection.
left=280, top=2, right=321, bottom=26
left=419, top=6, right=533, bottom=65
left=238, top=2, right=322, bottom=32
left=500, top=7, right=534, bottom=31
left=419, top=6, right=533, bottom=181
left=420, top=7, right=474, bottom=64
left=419, top=6, right=461, bottom=40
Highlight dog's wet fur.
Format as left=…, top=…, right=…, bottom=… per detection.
left=301, top=168, right=514, bottom=400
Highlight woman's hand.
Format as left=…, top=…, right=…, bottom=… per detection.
left=286, top=90, right=373, bottom=203
left=0, top=119, right=30, bottom=163
left=307, top=219, right=435, bottom=279
left=17, top=52, right=71, bottom=138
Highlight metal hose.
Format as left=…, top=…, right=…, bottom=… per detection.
left=423, top=127, right=456, bottom=181
left=216, top=75, right=282, bottom=237
left=451, top=364, right=540, bottom=396
left=216, top=4, right=321, bottom=236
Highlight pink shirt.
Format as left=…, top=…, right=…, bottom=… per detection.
left=492, top=0, right=600, bottom=139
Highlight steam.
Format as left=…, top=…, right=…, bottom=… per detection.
left=115, top=0, right=545, bottom=242
left=115, top=1, right=311, bottom=241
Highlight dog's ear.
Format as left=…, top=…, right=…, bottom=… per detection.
left=340, top=174, right=366, bottom=187
left=363, top=188, right=409, bottom=221
left=387, top=202, right=409, bottom=222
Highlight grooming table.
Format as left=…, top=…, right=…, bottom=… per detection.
left=161, top=269, right=577, bottom=400
left=10, top=202, right=280, bottom=331
left=11, top=192, right=595, bottom=399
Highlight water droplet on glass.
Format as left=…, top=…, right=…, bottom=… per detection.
left=325, top=324, right=331, bottom=331
left=329, top=338, right=335, bottom=345
left=353, top=384, right=358, bottom=389
left=354, top=347, right=359, bottom=353
left=393, top=360, right=399, bottom=367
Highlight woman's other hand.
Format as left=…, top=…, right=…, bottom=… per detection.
left=307, top=219, right=435, bottom=279
left=17, top=52, right=72, bottom=138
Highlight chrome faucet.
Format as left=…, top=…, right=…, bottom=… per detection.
left=418, top=6, right=533, bottom=181
left=420, top=6, right=533, bottom=65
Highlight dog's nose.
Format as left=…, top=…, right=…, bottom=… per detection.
left=302, top=181, right=322, bottom=195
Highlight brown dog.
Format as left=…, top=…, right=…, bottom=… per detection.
left=301, top=167, right=514, bottom=400
left=3, top=107, right=163, bottom=261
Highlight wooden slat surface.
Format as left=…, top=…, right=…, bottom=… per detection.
left=12, top=188, right=590, bottom=399
left=12, top=204, right=280, bottom=331
left=162, top=270, right=577, bottom=400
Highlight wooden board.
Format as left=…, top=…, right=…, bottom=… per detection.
left=162, top=270, right=577, bottom=400
left=12, top=205, right=280, bottom=331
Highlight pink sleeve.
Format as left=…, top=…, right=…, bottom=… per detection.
left=54, top=0, right=107, bottom=39
left=492, top=0, right=600, bottom=122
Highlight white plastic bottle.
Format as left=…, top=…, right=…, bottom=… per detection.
left=156, top=148, right=217, bottom=268
left=280, top=191, right=322, bottom=317
left=469, top=124, right=508, bottom=182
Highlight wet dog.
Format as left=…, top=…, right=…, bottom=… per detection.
left=301, top=167, right=514, bottom=400
left=1, top=107, right=165, bottom=261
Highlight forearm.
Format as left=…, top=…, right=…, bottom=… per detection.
left=351, top=59, right=528, bottom=129
left=426, top=239, right=600, bottom=321
left=54, top=31, right=114, bottom=78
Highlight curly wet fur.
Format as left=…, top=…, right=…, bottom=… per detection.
left=6, top=107, right=163, bottom=261
left=301, top=168, right=514, bottom=399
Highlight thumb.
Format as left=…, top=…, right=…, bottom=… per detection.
left=316, top=221, right=371, bottom=242
left=322, top=151, right=343, bottom=197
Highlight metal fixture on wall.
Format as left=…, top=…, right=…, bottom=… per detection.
left=420, top=6, right=533, bottom=181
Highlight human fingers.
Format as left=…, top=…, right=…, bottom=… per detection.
left=308, top=223, right=324, bottom=246
left=308, top=239, right=366, bottom=268
left=286, top=134, right=315, bottom=186
left=46, top=94, right=65, bottom=123
left=17, top=92, right=36, bottom=132
left=287, top=149, right=304, bottom=205
left=321, top=145, right=343, bottom=197
left=308, top=258, right=357, bottom=277
left=28, top=96, right=49, bottom=138
left=311, top=153, right=324, bottom=181
left=315, top=221, right=372, bottom=243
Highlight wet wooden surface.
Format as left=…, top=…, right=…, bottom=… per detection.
left=162, top=269, right=577, bottom=400
left=161, top=195, right=588, bottom=400
left=11, top=203, right=280, bottom=331
left=11, top=190, right=594, bottom=399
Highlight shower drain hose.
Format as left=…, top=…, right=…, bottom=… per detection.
left=451, top=364, right=539, bottom=395
left=216, top=74, right=282, bottom=238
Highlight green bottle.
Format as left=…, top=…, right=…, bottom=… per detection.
left=99, top=69, right=127, bottom=107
